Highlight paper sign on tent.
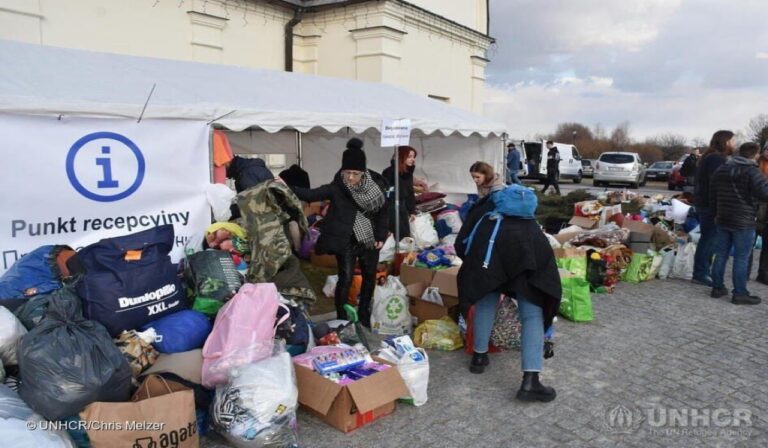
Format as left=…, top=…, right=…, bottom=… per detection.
left=380, top=119, right=412, bottom=147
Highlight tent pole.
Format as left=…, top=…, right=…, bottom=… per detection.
left=394, top=144, right=400, bottom=255
left=296, top=130, right=303, bottom=168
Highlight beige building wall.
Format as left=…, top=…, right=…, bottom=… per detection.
left=0, top=0, right=491, bottom=112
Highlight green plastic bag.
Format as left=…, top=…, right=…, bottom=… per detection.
left=413, top=317, right=463, bottom=351
left=622, top=253, right=654, bottom=283
left=559, top=276, right=593, bottom=322
left=555, top=248, right=588, bottom=279
left=192, top=297, right=224, bottom=317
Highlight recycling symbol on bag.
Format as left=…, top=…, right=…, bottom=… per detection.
left=385, top=297, right=404, bottom=320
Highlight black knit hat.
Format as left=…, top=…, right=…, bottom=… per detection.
left=342, top=138, right=366, bottom=171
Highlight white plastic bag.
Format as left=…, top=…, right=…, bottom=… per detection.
left=410, top=213, right=439, bottom=249
left=398, top=237, right=417, bottom=252
left=322, top=275, right=338, bottom=298
left=658, top=246, right=676, bottom=280
left=437, top=210, right=462, bottom=234
left=545, top=233, right=562, bottom=249
left=670, top=243, right=696, bottom=280
left=670, top=199, right=692, bottom=224
left=378, top=235, right=396, bottom=262
left=0, top=306, right=27, bottom=366
left=421, top=287, right=444, bottom=306
left=395, top=348, right=430, bottom=406
left=0, top=385, right=75, bottom=448
left=211, top=348, right=298, bottom=447
left=440, top=234, right=457, bottom=246
left=206, top=183, right=236, bottom=222
left=689, top=225, right=701, bottom=244
left=371, top=276, right=412, bottom=336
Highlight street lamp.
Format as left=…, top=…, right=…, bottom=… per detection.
left=572, top=130, right=577, bottom=144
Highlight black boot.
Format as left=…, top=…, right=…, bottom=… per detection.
left=469, top=352, right=489, bottom=374
left=732, top=294, right=762, bottom=305
left=516, top=372, right=556, bottom=402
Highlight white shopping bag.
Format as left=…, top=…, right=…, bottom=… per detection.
left=371, top=277, right=412, bottom=336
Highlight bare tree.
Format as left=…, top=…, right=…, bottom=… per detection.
left=593, top=123, right=606, bottom=140
left=691, top=137, right=708, bottom=148
left=550, top=122, right=594, bottom=145
left=648, top=133, right=688, bottom=160
left=610, top=121, right=631, bottom=150
left=747, top=114, right=768, bottom=148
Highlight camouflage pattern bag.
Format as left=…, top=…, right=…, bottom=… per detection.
left=490, top=295, right=521, bottom=350
left=115, top=329, right=159, bottom=377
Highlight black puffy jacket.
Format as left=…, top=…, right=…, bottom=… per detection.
left=291, top=170, right=389, bottom=255
left=455, top=196, right=561, bottom=331
left=226, top=156, right=273, bottom=193
left=710, top=156, right=768, bottom=230
left=382, top=161, right=416, bottom=238
left=694, top=152, right=726, bottom=208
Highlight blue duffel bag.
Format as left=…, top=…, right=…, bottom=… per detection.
left=140, top=310, right=212, bottom=354
left=68, top=225, right=187, bottom=337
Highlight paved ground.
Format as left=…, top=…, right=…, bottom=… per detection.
left=203, top=257, right=768, bottom=448
left=532, top=178, right=674, bottom=196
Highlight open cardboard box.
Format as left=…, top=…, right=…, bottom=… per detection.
left=400, top=264, right=460, bottom=323
left=310, top=250, right=337, bottom=268
left=568, top=216, right=598, bottom=230
left=295, top=357, right=409, bottom=433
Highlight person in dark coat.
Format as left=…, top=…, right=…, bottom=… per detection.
left=541, top=141, right=561, bottom=195
left=289, top=138, right=388, bottom=325
left=692, top=130, right=735, bottom=286
left=226, top=156, right=274, bottom=193
left=455, top=193, right=561, bottom=402
left=709, top=142, right=768, bottom=305
left=382, top=146, right=417, bottom=239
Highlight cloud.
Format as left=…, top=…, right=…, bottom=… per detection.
left=484, top=0, right=768, bottom=140
left=484, top=81, right=768, bottom=142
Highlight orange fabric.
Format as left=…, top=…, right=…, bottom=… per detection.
left=760, top=158, right=768, bottom=177
left=212, top=130, right=234, bottom=167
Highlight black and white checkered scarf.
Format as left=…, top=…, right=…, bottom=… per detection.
left=342, top=171, right=386, bottom=248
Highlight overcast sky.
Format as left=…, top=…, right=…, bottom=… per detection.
left=484, top=0, right=768, bottom=143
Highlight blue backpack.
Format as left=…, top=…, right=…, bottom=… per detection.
left=462, top=185, right=538, bottom=269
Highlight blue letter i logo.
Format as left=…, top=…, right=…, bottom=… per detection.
left=96, top=146, right=119, bottom=188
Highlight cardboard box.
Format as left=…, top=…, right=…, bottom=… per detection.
left=599, top=204, right=623, bottom=227
left=568, top=216, right=598, bottom=230
left=310, top=250, right=337, bottom=268
left=401, top=265, right=460, bottom=323
left=294, top=359, right=409, bottom=433
left=630, top=242, right=653, bottom=254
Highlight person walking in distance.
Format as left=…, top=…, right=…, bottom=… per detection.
left=709, top=142, right=768, bottom=305
left=506, top=143, right=522, bottom=185
left=692, top=130, right=736, bottom=286
left=541, top=141, right=561, bottom=195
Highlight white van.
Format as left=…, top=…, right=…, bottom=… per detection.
left=517, top=140, right=584, bottom=184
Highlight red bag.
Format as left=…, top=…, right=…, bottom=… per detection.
left=463, top=304, right=501, bottom=355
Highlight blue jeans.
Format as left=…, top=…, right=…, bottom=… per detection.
left=693, top=207, right=716, bottom=281
left=711, top=227, right=755, bottom=296
left=507, top=170, right=521, bottom=185
left=472, top=292, right=544, bottom=372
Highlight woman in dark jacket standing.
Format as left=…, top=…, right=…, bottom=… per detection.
left=290, top=138, right=389, bottom=325
left=455, top=192, right=561, bottom=402
left=382, top=146, right=417, bottom=238
left=692, top=130, right=736, bottom=286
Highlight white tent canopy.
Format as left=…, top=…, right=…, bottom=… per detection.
left=0, top=39, right=505, bottom=137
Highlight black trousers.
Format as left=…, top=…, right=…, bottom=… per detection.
left=542, top=174, right=560, bottom=195
left=335, top=242, right=379, bottom=322
left=757, top=226, right=768, bottom=279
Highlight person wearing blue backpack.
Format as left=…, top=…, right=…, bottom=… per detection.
left=456, top=182, right=562, bottom=402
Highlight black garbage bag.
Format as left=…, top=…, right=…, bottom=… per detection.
left=17, top=287, right=132, bottom=420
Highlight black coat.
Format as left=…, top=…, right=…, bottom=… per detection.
left=382, top=162, right=416, bottom=238
left=694, top=152, right=726, bottom=208
left=226, top=156, right=274, bottom=193
left=455, top=197, right=561, bottom=330
left=292, top=170, right=389, bottom=255
left=710, top=156, right=768, bottom=230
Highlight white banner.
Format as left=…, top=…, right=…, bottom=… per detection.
left=0, top=115, right=211, bottom=273
left=380, top=119, right=412, bottom=147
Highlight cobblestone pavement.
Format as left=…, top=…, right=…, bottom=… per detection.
left=204, top=270, right=768, bottom=448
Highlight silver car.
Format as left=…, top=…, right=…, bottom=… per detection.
left=593, top=152, right=647, bottom=188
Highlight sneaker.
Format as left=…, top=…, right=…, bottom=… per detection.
left=710, top=288, right=728, bottom=298
left=469, top=352, right=489, bottom=374
left=732, top=294, right=762, bottom=305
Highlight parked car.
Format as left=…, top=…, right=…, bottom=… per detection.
left=581, top=159, right=594, bottom=177
left=593, top=152, right=647, bottom=188
left=519, top=140, right=584, bottom=184
left=645, top=161, right=674, bottom=181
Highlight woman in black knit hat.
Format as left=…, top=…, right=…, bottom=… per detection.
left=289, top=138, right=389, bottom=325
